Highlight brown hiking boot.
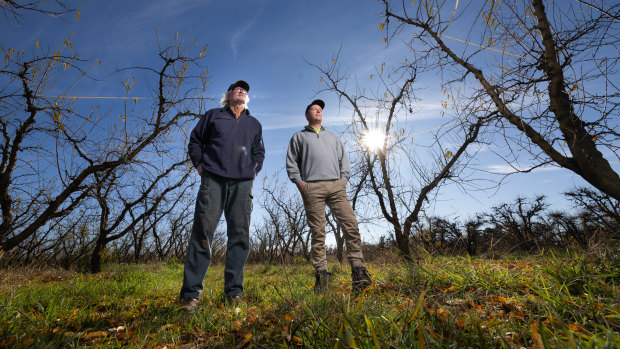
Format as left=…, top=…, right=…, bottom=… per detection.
left=179, top=297, right=200, bottom=312
left=351, top=266, right=372, bottom=292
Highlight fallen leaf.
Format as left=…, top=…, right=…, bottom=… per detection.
left=21, top=338, right=35, bottom=346
left=569, top=324, right=582, bottom=332
left=468, top=301, right=484, bottom=311
left=488, top=296, right=509, bottom=303
left=83, top=330, right=108, bottom=339
left=445, top=285, right=458, bottom=292
left=160, top=324, right=176, bottom=331
left=530, top=322, right=544, bottom=349
left=511, top=307, right=525, bottom=319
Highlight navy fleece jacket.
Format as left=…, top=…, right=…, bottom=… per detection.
left=188, top=106, right=265, bottom=179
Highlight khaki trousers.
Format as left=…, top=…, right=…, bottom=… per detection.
left=301, top=179, right=365, bottom=270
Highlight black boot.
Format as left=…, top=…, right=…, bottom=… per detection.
left=314, top=269, right=328, bottom=293
left=351, top=266, right=372, bottom=292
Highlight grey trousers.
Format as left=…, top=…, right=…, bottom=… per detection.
left=180, top=172, right=254, bottom=298
left=301, top=179, right=365, bottom=270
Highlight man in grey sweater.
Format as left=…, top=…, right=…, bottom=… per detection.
left=286, top=99, right=372, bottom=293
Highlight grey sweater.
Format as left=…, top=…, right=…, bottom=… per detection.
left=286, top=126, right=351, bottom=185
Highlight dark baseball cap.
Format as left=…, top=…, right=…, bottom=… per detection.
left=305, top=99, right=325, bottom=114
left=227, top=80, right=250, bottom=92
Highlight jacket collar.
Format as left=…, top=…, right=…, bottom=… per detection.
left=304, top=125, right=324, bottom=132
left=223, top=105, right=249, bottom=118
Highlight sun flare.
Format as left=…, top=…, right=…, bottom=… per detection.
left=362, top=128, right=386, bottom=152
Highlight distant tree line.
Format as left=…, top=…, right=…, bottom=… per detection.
left=410, top=188, right=619, bottom=256
left=1, top=185, right=616, bottom=270
left=250, top=186, right=619, bottom=263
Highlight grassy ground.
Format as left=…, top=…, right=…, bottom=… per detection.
left=0, top=252, right=618, bottom=348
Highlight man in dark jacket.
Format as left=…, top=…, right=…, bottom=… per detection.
left=180, top=80, right=265, bottom=311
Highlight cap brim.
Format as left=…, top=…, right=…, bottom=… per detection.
left=228, top=80, right=250, bottom=92
left=305, top=99, right=325, bottom=113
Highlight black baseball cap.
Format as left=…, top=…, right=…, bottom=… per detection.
left=227, top=80, right=250, bottom=92
left=305, top=99, right=325, bottom=114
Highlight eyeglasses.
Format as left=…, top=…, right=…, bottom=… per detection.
left=232, top=88, right=247, bottom=94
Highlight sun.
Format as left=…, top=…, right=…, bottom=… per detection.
left=362, top=128, right=386, bottom=152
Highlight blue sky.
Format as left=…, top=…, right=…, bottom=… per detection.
left=2, top=0, right=605, bottom=243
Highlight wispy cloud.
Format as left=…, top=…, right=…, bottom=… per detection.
left=259, top=111, right=351, bottom=131
left=131, top=0, right=208, bottom=20
left=486, top=164, right=561, bottom=175
left=231, top=10, right=262, bottom=59
left=442, top=141, right=490, bottom=153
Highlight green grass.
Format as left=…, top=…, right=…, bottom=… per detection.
left=0, top=253, right=618, bottom=348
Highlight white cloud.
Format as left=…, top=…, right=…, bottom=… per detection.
left=133, top=0, right=208, bottom=20
left=260, top=111, right=351, bottom=131
left=486, top=163, right=561, bottom=174
left=231, top=10, right=262, bottom=59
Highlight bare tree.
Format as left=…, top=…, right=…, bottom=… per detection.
left=151, top=196, right=194, bottom=261
left=487, top=195, right=549, bottom=251
left=325, top=211, right=344, bottom=264
left=547, top=211, right=589, bottom=248
left=1, top=0, right=78, bottom=24
left=249, top=221, right=277, bottom=263
left=565, top=187, right=619, bottom=232
left=0, top=35, right=209, bottom=255
left=0, top=40, right=90, bottom=253
left=310, top=52, right=489, bottom=260
left=88, top=159, right=192, bottom=273
left=564, top=186, right=619, bottom=243
left=380, top=0, right=620, bottom=200
left=53, top=215, right=94, bottom=269
left=258, top=174, right=311, bottom=263
left=465, top=218, right=483, bottom=256
left=412, top=216, right=465, bottom=254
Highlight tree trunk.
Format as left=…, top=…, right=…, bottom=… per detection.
left=532, top=0, right=620, bottom=201
left=394, top=228, right=412, bottom=261
left=90, top=238, right=105, bottom=273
